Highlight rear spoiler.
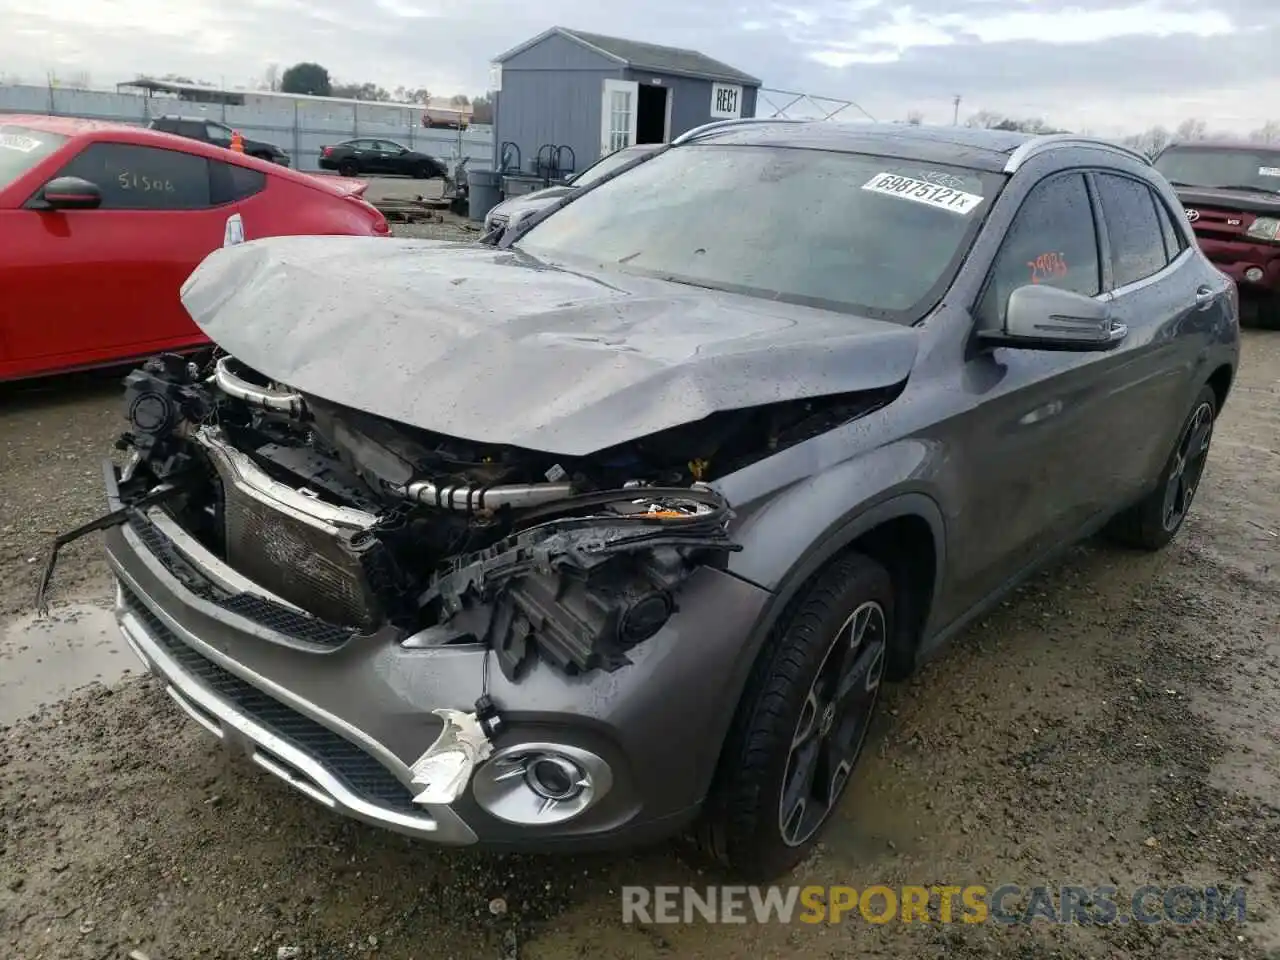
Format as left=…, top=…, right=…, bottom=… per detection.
left=334, top=179, right=370, bottom=198
left=306, top=173, right=370, bottom=199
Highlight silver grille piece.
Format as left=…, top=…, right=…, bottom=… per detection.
left=195, top=427, right=383, bottom=629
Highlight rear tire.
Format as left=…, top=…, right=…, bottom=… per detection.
left=338, top=160, right=359, bottom=177
left=1104, top=385, right=1217, bottom=551
left=1255, top=294, right=1280, bottom=330
left=693, top=552, right=892, bottom=879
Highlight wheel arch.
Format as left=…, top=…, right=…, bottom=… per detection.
left=694, top=492, right=946, bottom=804
left=1206, top=362, right=1233, bottom=412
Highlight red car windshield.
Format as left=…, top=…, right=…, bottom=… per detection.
left=0, top=125, right=69, bottom=191
left=1155, top=145, right=1280, bottom=195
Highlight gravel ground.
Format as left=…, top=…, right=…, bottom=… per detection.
left=1, top=299, right=1278, bottom=958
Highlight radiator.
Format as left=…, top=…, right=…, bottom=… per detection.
left=197, top=427, right=384, bottom=630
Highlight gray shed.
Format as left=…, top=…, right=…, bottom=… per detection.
left=490, top=26, right=761, bottom=180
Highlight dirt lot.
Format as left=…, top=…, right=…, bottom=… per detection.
left=1, top=294, right=1278, bottom=957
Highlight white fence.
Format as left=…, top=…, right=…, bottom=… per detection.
left=0, top=84, right=495, bottom=172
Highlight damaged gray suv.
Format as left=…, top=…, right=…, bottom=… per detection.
left=70, top=121, right=1239, bottom=879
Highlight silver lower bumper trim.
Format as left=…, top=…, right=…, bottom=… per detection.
left=112, top=582, right=477, bottom=844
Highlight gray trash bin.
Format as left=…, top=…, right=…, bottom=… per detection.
left=467, top=169, right=503, bottom=223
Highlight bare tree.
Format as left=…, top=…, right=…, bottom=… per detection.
left=1250, top=120, right=1280, bottom=144
left=394, top=86, right=432, bottom=105
left=906, top=110, right=924, bottom=126
left=262, top=63, right=280, bottom=92
left=1121, top=125, right=1172, bottom=159
left=1175, top=117, right=1207, bottom=142
left=965, top=109, right=1005, bottom=129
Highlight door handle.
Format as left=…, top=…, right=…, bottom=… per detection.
left=1194, top=285, right=1216, bottom=310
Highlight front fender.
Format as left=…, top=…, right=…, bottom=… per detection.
left=690, top=437, right=948, bottom=803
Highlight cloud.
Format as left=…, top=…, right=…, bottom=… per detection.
left=1, top=0, right=1277, bottom=133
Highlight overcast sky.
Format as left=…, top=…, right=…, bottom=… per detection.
left=3, top=0, right=1278, bottom=135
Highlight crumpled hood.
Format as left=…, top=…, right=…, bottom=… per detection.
left=180, top=235, right=920, bottom=456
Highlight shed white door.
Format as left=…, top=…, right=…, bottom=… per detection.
left=600, top=79, right=639, bottom=159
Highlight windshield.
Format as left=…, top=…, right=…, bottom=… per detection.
left=517, top=144, right=1001, bottom=321
left=571, top=147, right=654, bottom=188
left=0, top=125, right=68, bottom=191
left=1155, top=146, right=1280, bottom=194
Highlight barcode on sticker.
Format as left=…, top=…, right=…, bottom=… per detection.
left=1259, top=166, right=1280, bottom=178
left=0, top=133, right=41, bottom=153
left=862, top=172, right=984, bottom=214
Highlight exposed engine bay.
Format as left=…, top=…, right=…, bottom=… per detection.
left=107, top=352, right=894, bottom=681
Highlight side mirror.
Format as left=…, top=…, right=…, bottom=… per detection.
left=980, top=284, right=1127, bottom=352
left=39, top=176, right=102, bottom=211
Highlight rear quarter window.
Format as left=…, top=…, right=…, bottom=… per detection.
left=0, top=125, right=69, bottom=191
left=210, top=160, right=267, bottom=204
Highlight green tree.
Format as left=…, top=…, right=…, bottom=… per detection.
left=281, top=62, right=331, bottom=97
left=471, top=94, right=493, bottom=124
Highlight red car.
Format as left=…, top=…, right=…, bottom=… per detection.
left=0, top=115, right=390, bottom=382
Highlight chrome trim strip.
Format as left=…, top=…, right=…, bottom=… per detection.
left=212, top=356, right=306, bottom=416
left=1003, top=134, right=1151, bottom=173
left=165, top=685, right=224, bottom=739
left=195, top=426, right=379, bottom=532
left=112, top=590, right=477, bottom=843
left=144, top=507, right=306, bottom=612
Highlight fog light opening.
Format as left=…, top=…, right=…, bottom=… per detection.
left=472, top=742, right=613, bottom=826
left=1245, top=266, right=1265, bottom=283
left=526, top=755, right=587, bottom=804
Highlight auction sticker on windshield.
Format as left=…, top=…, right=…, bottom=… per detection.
left=862, top=172, right=984, bottom=214
left=1259, top=166, right=1280, bottom=178
left=0, top=133, right=42, bottom=153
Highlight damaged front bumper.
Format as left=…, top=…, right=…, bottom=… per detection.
left=102, top=468, right=772, bottom=849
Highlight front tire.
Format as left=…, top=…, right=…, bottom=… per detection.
left=1105, top=385, right=1217, bottom=550
left=696, top=552, right=892, bottom=879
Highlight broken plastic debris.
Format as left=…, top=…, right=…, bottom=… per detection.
left=409, top=708, right=494, bottom=805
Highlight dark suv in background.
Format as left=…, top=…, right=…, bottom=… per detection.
left=148, top=115, right=291, bottom=167
left=1154, top=140, right=1280, bottom=327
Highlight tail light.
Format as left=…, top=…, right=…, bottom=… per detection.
left=321, top=146, right=333, bottom=157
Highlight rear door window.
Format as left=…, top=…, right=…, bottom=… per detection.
left=0, top=125, right=69, bottom=190
left=1151, top=191, right=1186, bottom=263
left=977, top=172, right=1101, bottom=326
left=53, top=142, right=212, bottom=209
left=1092, top=173, right=1169, bottom=288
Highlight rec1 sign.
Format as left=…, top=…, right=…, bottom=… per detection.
left=710, top=82, right=743, bottom=119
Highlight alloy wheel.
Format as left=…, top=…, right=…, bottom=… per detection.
left=778, top=600, right=887, bottom=847
left=1162, top=401, right=1214, bottom=532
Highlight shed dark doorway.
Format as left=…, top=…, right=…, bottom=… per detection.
left=637, top=85, right=669, bottom=144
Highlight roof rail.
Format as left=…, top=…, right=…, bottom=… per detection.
left=671, top=116, right=806, bottom=146
left=1003, top=134, right=1151, bottom=172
